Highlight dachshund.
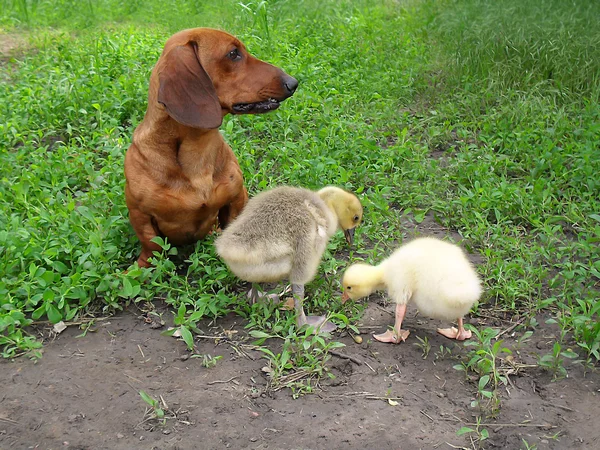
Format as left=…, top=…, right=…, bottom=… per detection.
left=124, top=28, right=297, bottom=267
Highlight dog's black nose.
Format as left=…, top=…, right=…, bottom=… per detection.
left=283, top=75, right=298, bottom=95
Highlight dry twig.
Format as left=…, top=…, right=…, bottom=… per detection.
left=376, top=305, right=394, bottom=316
left=420, top=410, right=434, bottom=422
left=364, top=361, right=376, bottom=373
left=329, top=350, right=363, bottom=365
left=0, top=416, right=19, bottom=425
left=496, top=319, right=525, bottom=339
left=207, top=376, right=239, bottom=385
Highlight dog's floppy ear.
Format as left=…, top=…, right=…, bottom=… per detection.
left=158, top=42, right=222, bottom=129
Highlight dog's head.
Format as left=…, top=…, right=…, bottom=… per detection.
left=156, top=28, right=298, bottom=129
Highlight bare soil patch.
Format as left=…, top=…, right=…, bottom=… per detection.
left=1, top=301, right=598, bottom=450
left=0, top=32, right=31, bottom=82
left=0, top=32, right=29, bottom=68
left=0, top=33, right=26, bottom=57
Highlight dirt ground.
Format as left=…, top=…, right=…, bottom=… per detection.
left=1, top=211, right=598, bottom=450
left=1, top=297, right=598, bottom=450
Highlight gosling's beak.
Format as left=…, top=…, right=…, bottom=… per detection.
left=341, top=291, right=350, bottom=303
left=343, top=227, right=355, bottom=245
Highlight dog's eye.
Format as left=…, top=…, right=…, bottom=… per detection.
left=227, top=48, right=242, bottom=61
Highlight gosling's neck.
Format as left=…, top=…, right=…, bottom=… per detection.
left=317, top=186, right=344, bottom=228
left=362, top=263, right=387, bottom=294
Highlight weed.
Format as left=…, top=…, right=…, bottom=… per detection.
left=139, top=390, right=165, bottom=424
left=238, top=1, right=271, bottom=41
left=434, top=345, right=453, bottom=361
left=76, top=319, right=96, bottom=338
left=514, top=330, right=534, bottom=351
left=537, top=341, right=579, bottom=381
left=413, top=335, right=431, bottom=359
left=190, top=353, right=223, bottom=368
left=555, top=297, right=600, bottom=364
left=0, top=314, right=43, bottom=360
left=521, top=438, right=538, bottom=450
left=456, top=416, right=489, bottom=449
left=455, top=327, right=511, bottom=416
left=251, top=324, right=344, bottom=398
left=541, top=431, right=563, bottom=442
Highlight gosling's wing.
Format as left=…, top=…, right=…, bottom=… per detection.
left=216, top=190, right=316, bottom=264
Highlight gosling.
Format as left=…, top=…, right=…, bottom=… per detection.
left=216, top=186, right=363, bottom=332
left=341, top=237, right=482, bottom=343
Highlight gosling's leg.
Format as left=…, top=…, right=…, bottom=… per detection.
left=248, top=284, right=260, bottom=304
left=293, top=284, right=308, bottom=326
left=292, top=284, right=336, bottom=333
left=437, top=317, right=472, bottom=341
left=247, top=283, right=281, bottom=305
left=374, top=303, right=410, bottom=344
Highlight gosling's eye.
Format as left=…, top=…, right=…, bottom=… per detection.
left=227, top=48, right=242, bottom=61
left=353, top=215, right=360, bottom=222
left=347, top=286, right=352, bottom=291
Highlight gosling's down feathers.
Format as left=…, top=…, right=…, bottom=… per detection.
left=216, top=185, right=362, bottom=331
left=342, top=237, right=482, bottom=342
left=216, top=186, right=362, bottom=285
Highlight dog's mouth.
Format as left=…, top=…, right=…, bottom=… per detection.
left=232, top=98, right=280, bottom=114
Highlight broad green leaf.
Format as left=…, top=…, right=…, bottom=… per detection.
left=179, top=325, right=194, bottom=350
left=46, top=305, right=62, bottom=324
left=139, top=390, right=155, bottom=406
left=478, top=374, right=490, bottom=390
left=249, top=330, right=271, bottom=339
left=456, top=427, right=475, bottom=436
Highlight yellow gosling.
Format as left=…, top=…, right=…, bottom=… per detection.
left=342, top=237, right=482, bottom=343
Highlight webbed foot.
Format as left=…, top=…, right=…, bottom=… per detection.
left=373, top=329, right=410, bottom=344
left=298, top=315, right=337, bottom=333
left=437, top=326, right=472, bottom=341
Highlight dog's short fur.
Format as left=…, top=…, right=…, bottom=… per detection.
left=125, top=28, right=297, bottom=267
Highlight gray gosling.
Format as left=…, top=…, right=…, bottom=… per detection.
left=216, top=186, right=363, bottom=332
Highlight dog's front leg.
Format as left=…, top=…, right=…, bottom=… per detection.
left=218, top=187, right=248, bottom=229
left=129, top=208, right=163, bottom=268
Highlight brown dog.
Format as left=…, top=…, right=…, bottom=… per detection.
left=125, top=28, right=297, bottom=267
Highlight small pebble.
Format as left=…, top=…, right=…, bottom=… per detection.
left=180, top=354, right=190, bottom=361
left=249, top=437, right=258, bottom=442
left=163, top=430, right=171, bottom=435
left=353, top=335, right=363, bottom=344
left=117, top=433, right=124, bottom=439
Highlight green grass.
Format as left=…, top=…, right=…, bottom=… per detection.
left=0, top=0, right=598, bottom=384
